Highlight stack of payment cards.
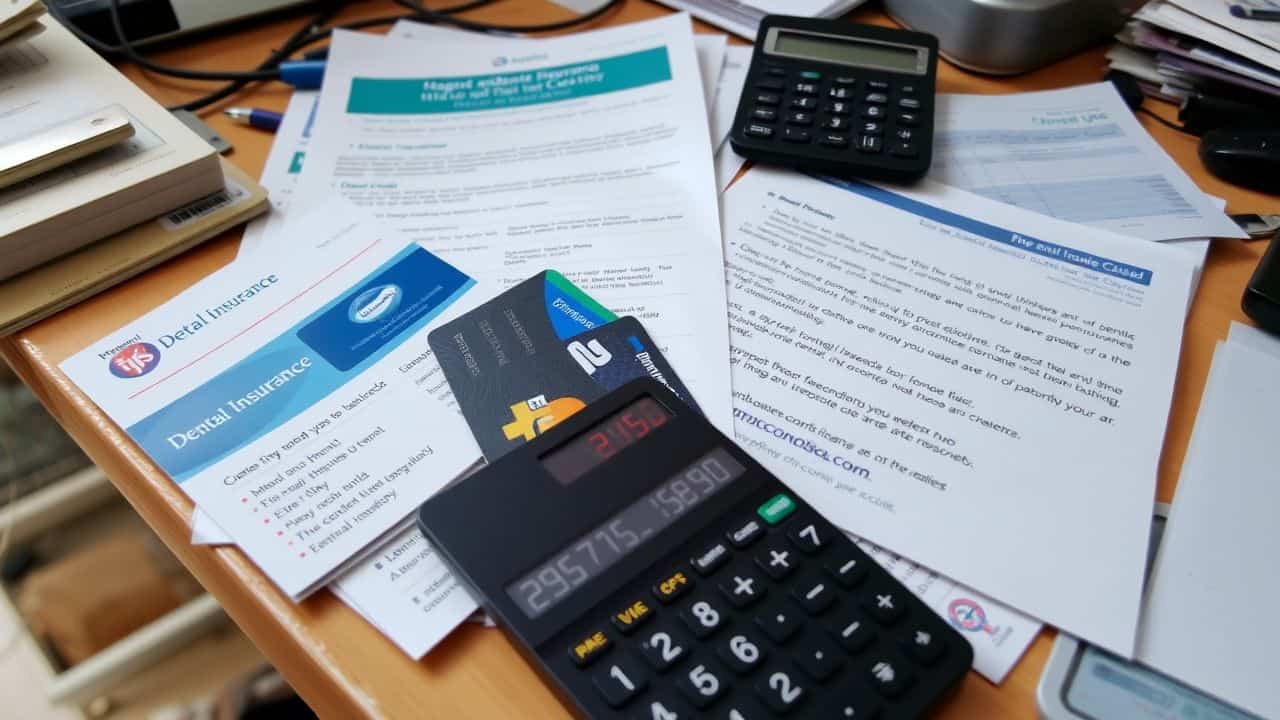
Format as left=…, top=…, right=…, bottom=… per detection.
left=428, top=270, right=702, bottom=460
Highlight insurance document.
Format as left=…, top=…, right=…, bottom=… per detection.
left=932, top=83, right=1244, bottom=242
left=296, top=13, right=732, bottom=431
left=723, top=168, right=1196, bottom=656
left=60, top=206, right=480, bottom=598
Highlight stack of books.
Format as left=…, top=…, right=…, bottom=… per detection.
left=0, top=17, right=269, bottom=334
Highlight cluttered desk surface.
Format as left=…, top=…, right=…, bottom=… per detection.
left=3, top=1, right=1277, bottom=718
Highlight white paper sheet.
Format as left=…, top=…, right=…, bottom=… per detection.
left=329, top=522, right=480, bottom=657
left=932, top=83, right=1245, bottom=242
left=236, top=90, right=317, bottom=258
left=850, top=533, right=1041, bottom=684
left=1227, top=319, right=1280, bottom=357
left=61, top=206, right=481, bottom=598
left=722, top=167, right=1196, bottom=656
left=711, top=45, right=751, bottom=191
left=1136, top=1, right=1280, bottom=73
left=1136, top=332, right=1280, bottom=718
left=295, top=15, right=734, bottom=434
left=1168, top=0, right=1280, bottom=54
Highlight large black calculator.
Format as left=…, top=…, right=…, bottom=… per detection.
left=418, top=379, right=970, bottom=718
left=729, top=16, right=939, bottom=183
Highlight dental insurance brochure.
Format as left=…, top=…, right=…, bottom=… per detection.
left=295, top=13, right=733, bottom=431
left=723, top=168, right=1196, bottom=657
left=932, top=83, right=1245, bottom=242
left=60, top=207, right=480, bottom=599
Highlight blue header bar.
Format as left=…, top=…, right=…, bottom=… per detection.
left=817, top=176, right=1154, bottom=286
left=348, top=47, right=672, bottom=115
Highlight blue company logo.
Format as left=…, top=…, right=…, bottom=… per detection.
left=348, top=284, right=402, bottom=324
left=109, top=342, right=161, bottom=378
left=491, top=55, right=509, bottom=67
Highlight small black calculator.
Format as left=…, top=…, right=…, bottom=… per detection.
left=418, top=379, right=970, bottom=718
left=729, top=16, right=939, bottom=183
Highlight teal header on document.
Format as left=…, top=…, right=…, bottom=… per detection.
left=346, top=46, right=672, bottom=114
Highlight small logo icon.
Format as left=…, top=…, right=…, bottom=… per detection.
left=109, top=342, right=161, bottom=378
left=948, top=598, right=998, bottom=634
left=348, top=284, right=402, bottom=324
left=502, top=394, right=586, bottom=442
left=566, top=339, right=613, bottom=375
left=491, top=55, right=509, bottom=67
left=871, top=661, right=896, bottom=684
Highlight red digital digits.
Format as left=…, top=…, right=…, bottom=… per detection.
left=587, top=399, right=672, bottom=460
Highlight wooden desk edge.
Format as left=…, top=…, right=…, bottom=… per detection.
left=0, top=336, right=380, bottom=718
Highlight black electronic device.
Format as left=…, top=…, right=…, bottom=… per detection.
left=1199, top=127, right=1280, bottom=193
left=1244, top=234, right=1280, bottom=334
left=418, top=378, right=971, bottom=719
left=728, top=15, right=939, bottom=184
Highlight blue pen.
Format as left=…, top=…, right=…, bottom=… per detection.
left=224, top=107, right=284, bottom=132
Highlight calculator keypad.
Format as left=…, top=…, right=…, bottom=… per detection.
left=551, top=489, right=969, bottom=717
left=732, top=57, right=934, bottom=182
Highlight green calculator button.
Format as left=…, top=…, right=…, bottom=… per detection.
left=799, top=70, right=822, bottom=80
left=758, top=493, right=796, bottom=525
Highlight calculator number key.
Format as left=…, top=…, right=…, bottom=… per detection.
left=593, top=657, right=648, bottom=708
left=787, top=520, right=829, bottom=553
left=676, top=662, right=728, bottom=708
left=717, top=632, right=766, bottom=674
left=638, top=626, right=688, bottom=671
left=680, top=598, right=726, bottom=638
left=630, top=697, right=692, bottom=720
left=755, top=668, right=807, bottom=713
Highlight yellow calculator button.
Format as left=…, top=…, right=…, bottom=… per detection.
left=652, top=570, right=692, bottom=604
left=611, top=599, right=653, bottom=634
left=568, top=630, right=611, bottom=667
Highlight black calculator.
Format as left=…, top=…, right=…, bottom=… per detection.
left=418, top=379, right=970, bottom=718
left=729, top=16, right=939, bottom=183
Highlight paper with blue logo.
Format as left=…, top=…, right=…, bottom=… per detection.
left=60, top=206, right=482, bottom=598
left=294, top=14, right=734, bottom=436
left=722, top=167, right=1196, bottom=659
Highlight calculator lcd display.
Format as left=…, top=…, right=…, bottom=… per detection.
left=773, top=30, right=921, bottom=73
left=541, top=396, right=673, bottom=486
left=507, top=447, right=746, bottom=618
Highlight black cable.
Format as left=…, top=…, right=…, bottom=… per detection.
left=393, top=0, right=624, bottom=33
left=1139, top=106, right=1196, bottom=136
left=47, top=0, right=624, bottom=113
left=107, top=0, right=281, bottom=81
left=171, top=5, right=344, bottom=113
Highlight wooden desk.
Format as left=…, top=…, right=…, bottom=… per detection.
left=4, top=2, right=1276, bottom=717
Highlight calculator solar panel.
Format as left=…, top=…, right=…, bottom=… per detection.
left=729, top=16, right=939, bottom=183
left=418, top=379, right=971, bottom=718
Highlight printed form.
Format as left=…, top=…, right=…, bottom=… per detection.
left=60, top=206, right=480, bottom=599
left=295, top=14, right=733, bottom=431
left=238, top=21, right=729, bottom=262
left=723, top=168, right=1195, bottom=656
left=933, top=83, right=1244, bottom=242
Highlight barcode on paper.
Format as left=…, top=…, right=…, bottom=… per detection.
left=159, top=180, right=250, bottom=230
